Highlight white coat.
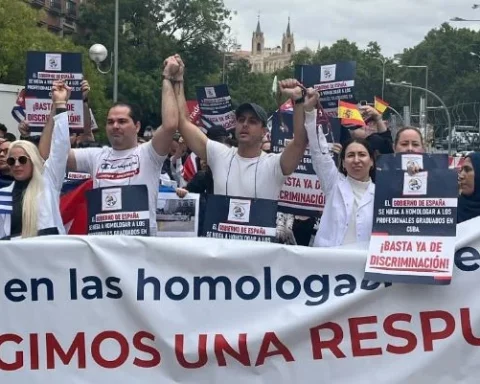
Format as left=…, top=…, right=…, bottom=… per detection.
left=304, top=110, right=375, bottom=247
left=0, top=112, right=70, bottom=239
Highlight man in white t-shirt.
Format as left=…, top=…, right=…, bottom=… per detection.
left=59, top=57, right=181, bottom=234
left=167, top=54, right=319, bottom=200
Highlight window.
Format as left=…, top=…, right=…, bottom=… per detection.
left=257, top=43, right=261, bottom=53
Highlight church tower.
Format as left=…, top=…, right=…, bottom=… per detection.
left=282, top=17, right=295, bottom=54
left=251, top=16, right=264, bottom=56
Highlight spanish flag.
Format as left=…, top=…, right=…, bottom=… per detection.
left=338, top=101, right=365, bottom=127
left=374, top=96, right=389, bottom=114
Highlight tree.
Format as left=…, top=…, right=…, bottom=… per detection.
left=0, top=0, right=109, bottom=139
left=75, top=0, right=232, bottom=127
left=226, top=59, right=277, bottom=113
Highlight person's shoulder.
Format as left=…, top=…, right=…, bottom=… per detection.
left=208, top=140, right=236, bottom=156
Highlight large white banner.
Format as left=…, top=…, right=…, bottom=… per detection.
left=1, top=218, right=480, bottom=383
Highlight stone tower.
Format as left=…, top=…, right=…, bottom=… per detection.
left=282, top=17, right=295, bottom=54
left=251, top=16, right=264, bottom=56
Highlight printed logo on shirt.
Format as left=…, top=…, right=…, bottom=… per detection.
left=96, top=155, right=140, bottom=180
left=67, top=172, right=91, bottom=180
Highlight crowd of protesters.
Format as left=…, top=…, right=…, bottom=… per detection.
left=0, top=54, right=478, bottom=244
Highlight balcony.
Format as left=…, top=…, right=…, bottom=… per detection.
left=48, top=0, right=62, bottom=14
left=62, top=17, right=77, bottom=33
left=30, top=0, right=46, bottom=7
left=65, top=1, right=77, bottom=19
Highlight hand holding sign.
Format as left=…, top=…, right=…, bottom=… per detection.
left=52, top=80, right=71, bottom=106
left=278, top=79, right=303, bottom=100
left=18, top=120, right=30, bottom=138
left=81, top=80, right=91, bottom=101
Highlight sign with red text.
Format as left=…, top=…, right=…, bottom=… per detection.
left=86, top=185, right=150, bottom=236
left=365, top=169, right=458, bottom=285
left=295, top=61, right=356, bottom=117
left=196, top=84, right=235, bottom=130
left=201, top=195, right=277, bottom=242
left=271, top=108, right=340, bottom=217
left=1, top=223, right=480, bottom=382
left=25, top=51, right=84, bottom=132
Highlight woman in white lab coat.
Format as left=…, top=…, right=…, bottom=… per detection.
left=304, top=110, right=376, bottom=247
left=0, top=80, right=71, bottom=239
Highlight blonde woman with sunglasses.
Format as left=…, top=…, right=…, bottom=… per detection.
left=0, top=80, right=71, bottom=239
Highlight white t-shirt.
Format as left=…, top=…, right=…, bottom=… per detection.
left=73, top=142, right=166, bottom=235
left=206, top=140, right=286, bottom=200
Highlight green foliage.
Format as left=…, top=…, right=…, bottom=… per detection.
left=74, top=0, right=231, bottom=127
left=6, top=0, right=480, bottom=134
left=0, top=0, right=109, bottom=140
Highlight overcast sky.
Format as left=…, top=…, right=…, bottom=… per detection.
left=223, top=0, right=480, bottom=56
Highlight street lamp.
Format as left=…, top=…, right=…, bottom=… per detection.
left=89, top=44, right=111, bottom=71
left=397, top=65, right=428, bottom=121
left=400, top=81, right=413, bottom=114
left=88, top=0, right=119, bottom=102
left=374, top=57, right=387, bottom=99
left=386, top=79, right=453, bottom=155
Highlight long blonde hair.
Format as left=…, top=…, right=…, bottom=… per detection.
left=7, top=141, right=45, bottom=238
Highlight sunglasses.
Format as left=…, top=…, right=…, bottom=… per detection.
left=7, top=156, right=30, bottom=166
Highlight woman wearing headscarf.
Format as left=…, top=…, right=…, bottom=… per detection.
left=458, top=152, right=480, bottom=224
left=0, top=80, right=71, bottom=239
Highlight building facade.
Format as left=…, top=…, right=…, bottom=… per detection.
left=244, top=18, right=295, bottom=74
left=26, top=0, right=84, bottom=36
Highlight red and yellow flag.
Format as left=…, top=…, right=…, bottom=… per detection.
left=338, top=101, right=365, bottom=126
left=374, top=96, right=389, bottom=114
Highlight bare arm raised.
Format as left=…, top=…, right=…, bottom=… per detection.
left=278, top=80, right=314, bottom=175
left=173, top=55, right=208, bottom=160
left=150, top=56, right=180, bottom=156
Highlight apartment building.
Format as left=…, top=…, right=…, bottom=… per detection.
left=26, top=0, right=84, bottom=36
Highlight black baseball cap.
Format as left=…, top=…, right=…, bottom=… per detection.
left=235, top=103, right=268, bottom=127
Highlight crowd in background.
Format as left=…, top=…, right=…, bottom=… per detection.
left=0, top=54, right=479, bottom=244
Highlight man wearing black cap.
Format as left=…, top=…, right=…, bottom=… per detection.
left=169, top=55, right=317, bottom=200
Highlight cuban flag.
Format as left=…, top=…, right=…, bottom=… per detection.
left=0, top=190, right=12, bottom=214
left=60, top=178, right=93, bottom=235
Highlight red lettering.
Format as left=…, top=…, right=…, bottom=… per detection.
left=91, top=331, right=129, bottom=368
left=214, top=334, right=251, bottom=366
left=384, top=314, right=417, bottom=354
left=349, top=316, right=382, bottom=357
left=0, top=334, right=23, bottom=371
left=255, top=332, right=294, bottom=366
left=175, top=334, right=208, bottom=368
left=132, top=331, right=161, bottom=368
left=420, top=311, right=455, bottom=351
left=46, top=332, right=86, bottom=369
left=460, top=308, right=480, bottom=346
left=310, top=322, right=346, bottom=359
left=29, top=333, right=39, bottom=370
